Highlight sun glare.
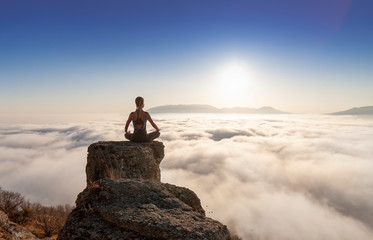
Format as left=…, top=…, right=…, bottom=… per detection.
left=215, top=61, right=254, bottom=107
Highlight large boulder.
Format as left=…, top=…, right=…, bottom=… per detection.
left=58, top=141, right=233, bottom=240
left=58, top=179, right=231, bottom=240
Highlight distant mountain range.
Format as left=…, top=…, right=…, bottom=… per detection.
left=147, top=104, right=373, bottom=115
left=329, top=106, right=373, bottom=115
left=148, top=104, right=288, bottom=114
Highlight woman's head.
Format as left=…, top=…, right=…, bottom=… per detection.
left=135, top=96, right=144, bottom=108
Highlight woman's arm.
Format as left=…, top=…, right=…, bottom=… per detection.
left=147, top=113, right=160, bottom=132
left=124, top=113, right=132, bottom=133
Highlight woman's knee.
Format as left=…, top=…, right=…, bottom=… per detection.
left=125, top=133, right=132, bottom=140
left=148, top=131, right=160, bottom=140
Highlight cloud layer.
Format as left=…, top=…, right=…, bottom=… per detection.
left=0, top=119, right=125, bottom=205
left=1, top=114, right=373, bottom=240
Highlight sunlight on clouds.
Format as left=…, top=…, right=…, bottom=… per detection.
left=0, top=114, right=373, bottom=239
left=159, top=114, right=373, bottom=240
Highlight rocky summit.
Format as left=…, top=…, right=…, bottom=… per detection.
left=86, top=141, right=165, bottom=184
left=58, top=141, right=233, bottom=240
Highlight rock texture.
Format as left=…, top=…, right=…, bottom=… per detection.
left=58, top=141, right=232, bottom=240
left=86, top=141, right=164, bottom=184
left=0, top=210, right=38, bottom=240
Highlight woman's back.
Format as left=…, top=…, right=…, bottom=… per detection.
left=132, top=110, right=147, bottom=131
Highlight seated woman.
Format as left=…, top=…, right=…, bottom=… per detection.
left=124, top=96, right=160, bottom=142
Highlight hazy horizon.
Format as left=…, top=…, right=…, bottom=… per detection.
left=1, top=111, right=373, bottom=126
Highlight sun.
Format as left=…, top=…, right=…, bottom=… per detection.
left=215, top=61, right=254, bottom=107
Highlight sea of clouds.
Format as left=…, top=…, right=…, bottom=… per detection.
left=1, top=113, right=373, bottom=240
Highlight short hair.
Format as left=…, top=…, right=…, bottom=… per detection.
left=135, top=96, right=144, bottom=107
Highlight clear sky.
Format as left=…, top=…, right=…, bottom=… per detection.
left=1, top=0, right=372, bottom=115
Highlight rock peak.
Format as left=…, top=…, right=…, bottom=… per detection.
left=58, top=141, right=234, bottom=240
left=86, top=141, right=164, bottom=184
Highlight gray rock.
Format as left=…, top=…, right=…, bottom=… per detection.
left=0, top=210, right=38, bottom=240
left=59, top=141, right=233, bottom=240
left=86, top=141, right=165, bottom=184
left=59, top=179, right=231, bottom=240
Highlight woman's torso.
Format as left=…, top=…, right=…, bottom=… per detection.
left=132, top=109, right=147, bottom=131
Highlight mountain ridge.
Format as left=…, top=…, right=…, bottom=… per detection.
left=329, top=106, right=373, bottom=115
left=148, top=104, right=288, bottom=114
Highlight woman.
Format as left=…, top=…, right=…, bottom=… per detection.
left=124, top=96, right=160, bottom=142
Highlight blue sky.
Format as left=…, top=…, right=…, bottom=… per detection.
left=1, top=0, right=372, bottom=115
